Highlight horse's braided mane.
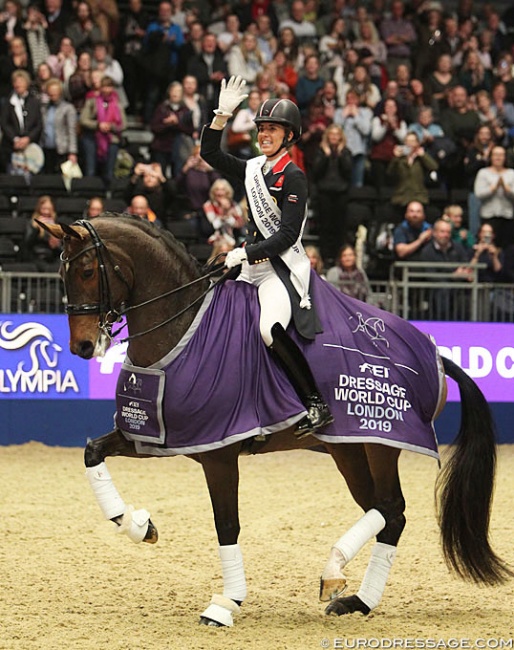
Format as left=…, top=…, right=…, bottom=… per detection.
left=99, top=212, right=202, bottom=276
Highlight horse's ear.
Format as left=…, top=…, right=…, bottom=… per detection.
left=35, top=219, right=87, bottom=240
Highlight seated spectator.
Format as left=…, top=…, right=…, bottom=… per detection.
left=175, top=145, right=221, bottom=222
left=326, top=244, right=370, bottom=302
left=43, top=0, right=72, bottom=56
left=176, top=20, right=204, bottom=81
left=426, top=53, right=458, bottom=114
left=407, top=105, right=445, bottom=152
left=352, top=21, right=387, bottom=89
left=227, top=88, right=261, bottom=160
left=458, top=50, right=493, bottom=99
left=299, top=97, right=331, bottom=180
left=84, top=195, right=104, bottom=219
left=494, top=53, right=514, bottom=104
left=185, top=31, right=227, bottom=116
left=278, top=0, right=316, bottom=45
left=333, top=89, right=372, bottom=188
left=127, top=194, right=162, bottom=227
left=380, top=0, right=416, bottom=79
left=143, top=1, right=184, bottom=121
left=65, top=1, right=103, bottom=53
left=473, top=145, right=514, bottom=249
left=149, top=80, right=194, bottom=177
left=440, top=85, right=481, bottom=188
left=116, top=0, right=149, bottom=116
left=295, top=53, right=324, bottom=114
left=32, top=61, right=52, bottom=105
left=275, top=26, right=302, bottom=71
left=490, top=82, right=514, bottom=145
left=393, top=200, right=433, bottom=261
left=269, top=49, right=298, bottom=97
left=318, top=17, right=346, bottom=75
left=475, top=90, right=506, bottom=143
left=369, top=98, right=407, bottom=192
left=46, top=36, right=77, bottom=86
left=0, top=0, right=24, bottom=58
left=443, top=204, right=474, bottom=251
left=419, top=217, right=472, bottom=319
left=0, top=70, right=43, bottom=173
left=23, top=4, right=51, bottom=75
left=0, top=36, right=32, bottom=100
left=253, top=14, right=277, bottom=65
left=305, top=244, right=325, bottom=278
left=181, top=74, right=207, bottom=142
left=469, top=222, right=503, bottom=281
left=24, top=195, right=62, bottom=271
left=387, top=131, right=439, bottom=216
left=203, top=178, right=245, bottom=246
left=83, top=0, right=119, bottom=44
left=338, top=63, right=381, bottom=111
left=79, top=75, right=126, bottom=184
left=68, top=50, right=92, bottom=112
left=91, top=41, right=127, bottom=108
left=216, top=13, right=242, bottom=55
left=311, top=124, right=353, bottom=264
left=227, top=30, right=265, bottom=86
left=125, top=161, right=175, bottom=227
left=40, top=77, right=78, bottom=173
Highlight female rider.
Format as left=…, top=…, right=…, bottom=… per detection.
left=200, top=76, right=332, bottom=436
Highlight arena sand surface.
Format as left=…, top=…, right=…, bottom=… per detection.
left=0, top=443, right=513, bottom=650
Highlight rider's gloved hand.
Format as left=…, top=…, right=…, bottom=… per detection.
left=225, top=248, right=248, bottom=269
left=214, top=76, right=249, bottom=117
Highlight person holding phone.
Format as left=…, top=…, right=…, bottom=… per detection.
left=470, top=222, right=503, bottom=281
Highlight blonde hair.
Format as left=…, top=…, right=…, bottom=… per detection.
left=443, top=204, right=464, bottom=219
left=32, top=195, right=57, bottom=221
left=209, top=178, right=235, bottom=203
left=320, top=124, right=346, bottom=153
left=305, top=245, right=324, bottom=275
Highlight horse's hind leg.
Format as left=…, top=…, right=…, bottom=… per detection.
left=84, top=429, right=158, bottom=544
left=322, top=443, right=405, bottom=616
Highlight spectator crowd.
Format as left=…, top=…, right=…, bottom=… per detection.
left=2, top=0, right=514, bottom=299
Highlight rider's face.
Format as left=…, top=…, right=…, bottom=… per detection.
left=257, top=123, right=288, bottom=157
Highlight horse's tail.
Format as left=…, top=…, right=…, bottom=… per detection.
left=436, top=356, right=513, bottom=584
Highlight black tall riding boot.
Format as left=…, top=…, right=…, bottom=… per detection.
left=270, top=323, right=334, bottom=438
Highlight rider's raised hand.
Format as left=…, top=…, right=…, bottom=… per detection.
left=214, top=76, right=249, bottom=117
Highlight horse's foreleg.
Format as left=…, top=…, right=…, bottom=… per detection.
left=198, top=444, right=246, bottom=627
left=322, top=443, right=404, bottom=616
left=84, top=429, right=158, bottom=544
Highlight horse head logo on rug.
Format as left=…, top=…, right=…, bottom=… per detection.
left=123, top=373, right=142, bottom=394
left=0, top=320, right=77, bottom=393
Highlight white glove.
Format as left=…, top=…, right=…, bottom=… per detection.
left=215, top=76, right=249, bottom=117
left=225, top=248, right=248, bottom=269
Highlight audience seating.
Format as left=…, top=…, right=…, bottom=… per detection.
left=70, top=176, right=107, bottom=197
left=30, top=174, right=68, bottom=197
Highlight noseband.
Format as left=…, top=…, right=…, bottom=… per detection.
left=61, top=219, right=227, bottom=342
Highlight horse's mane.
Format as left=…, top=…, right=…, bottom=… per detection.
left=97, top=213, right=202, bottom=277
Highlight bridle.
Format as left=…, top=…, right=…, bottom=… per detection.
left=61, top=219, right=226, bottom=342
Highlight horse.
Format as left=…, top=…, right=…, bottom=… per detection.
left=39, top=214, right=512, bottom=627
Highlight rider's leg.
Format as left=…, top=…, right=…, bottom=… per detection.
left=258, top=274, right=333, bottom=436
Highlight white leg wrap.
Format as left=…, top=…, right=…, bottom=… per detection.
left=356, top=542, right=397, bottom=611
left=201, top=594, right=241, bottom=627
left=86, top=462, right=126, bottom=520
left=117, top=505, right=151, bottom=544
left=321, top=509, right=386, bottom=585
left=219, top=544, right=247, bottom=602
left=333, top=509, right=386, bottom=565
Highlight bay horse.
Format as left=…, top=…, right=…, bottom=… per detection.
left=40, top=215, right=511, bottom=626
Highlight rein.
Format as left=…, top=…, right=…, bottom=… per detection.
left=61, top=219, right=227, bottom=342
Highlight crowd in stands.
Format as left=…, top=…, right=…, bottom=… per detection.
left=2, top=0, right=514, bottom=303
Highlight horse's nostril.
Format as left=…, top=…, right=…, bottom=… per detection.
left=78, top=340, right=95, bottom=359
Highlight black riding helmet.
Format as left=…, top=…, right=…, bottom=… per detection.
left=254, top=98, right=302, bottom=149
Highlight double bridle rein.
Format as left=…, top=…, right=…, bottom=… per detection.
left=61, top=219, right=226, bottom=342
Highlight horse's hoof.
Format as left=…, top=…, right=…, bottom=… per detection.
left=325, top=595, right=371, bottom=617
left=319, top=576, right=347, bottom=602
left=143, top=519, right=158, bottom=544
left=199, top=616, right=225, bottom=627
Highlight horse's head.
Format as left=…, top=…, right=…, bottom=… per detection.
left=38, top=219, right=134, bottom=359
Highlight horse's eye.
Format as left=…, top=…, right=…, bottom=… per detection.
left=83, top=268, right=94, bottom=279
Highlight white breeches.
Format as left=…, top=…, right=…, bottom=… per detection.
left=238, top=260, right=291, bottom=347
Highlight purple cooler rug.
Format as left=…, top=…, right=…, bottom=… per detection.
left=116, top=273, right=442, bottom=459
